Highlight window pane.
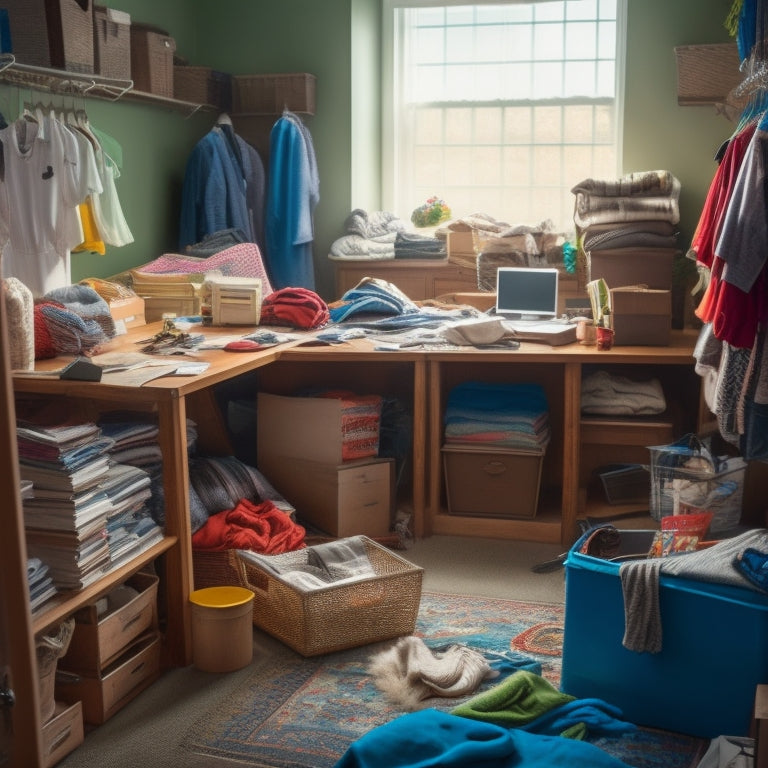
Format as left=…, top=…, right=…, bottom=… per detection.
left=388, top=0, right=623, bottom=233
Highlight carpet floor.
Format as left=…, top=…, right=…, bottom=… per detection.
left=179, top=591, right=708, bottom=768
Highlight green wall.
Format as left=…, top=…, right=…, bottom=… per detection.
left=0, top=0, right=740, bottom=301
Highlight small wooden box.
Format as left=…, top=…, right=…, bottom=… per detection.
left=43, top=701, right=83, bottom=768
left=59, top=572, right=158, bottom=674
left=56, top=631, right=161, bottom=725
left=610, top=286, right=672, bottom=346
left=442, top=444, right=544, bottom=518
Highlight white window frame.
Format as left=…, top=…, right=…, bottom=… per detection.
left=381, top=0, right=627, bottom=233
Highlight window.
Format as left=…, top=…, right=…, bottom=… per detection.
left=382, top=0, right=626, bottom=234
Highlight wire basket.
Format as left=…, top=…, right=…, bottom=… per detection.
left=649, top=434, right=746, bottom=532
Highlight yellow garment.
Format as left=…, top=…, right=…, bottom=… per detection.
left=73, top=200, right=106, bottom=255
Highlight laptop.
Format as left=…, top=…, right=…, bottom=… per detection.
left=494, top=267, right=577, bottom=345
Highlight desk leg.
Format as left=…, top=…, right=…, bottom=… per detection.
left=157, top=395, right=194, bottom=666
left=561, top=362, right=581, bottom=547
left=411, top=358, right=427, bottom=538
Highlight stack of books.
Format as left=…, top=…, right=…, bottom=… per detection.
left=100, top=462, right=163, bottom=568
left=17, top=421, right=115, bottom=592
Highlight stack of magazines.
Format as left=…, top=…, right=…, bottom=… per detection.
left=17, top=419, right=164, bottom=598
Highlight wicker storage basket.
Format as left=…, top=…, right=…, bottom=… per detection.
left=233, top=72, right=316, bottom=115
left=194, top=537, right=423, bottom=656
left=174, top=66, right=232, bottom=110
left=130, top=23, right=175, bottom=97
left=5, top=0, right=94, bottom=72
left=674, top=43, right=742, bottom=105
left=93, top=6, right=130, bottom=81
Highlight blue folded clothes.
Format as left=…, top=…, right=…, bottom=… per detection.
left=736, top=547, right=768, bottom=591
left=330, top=278, right=419, bottom=322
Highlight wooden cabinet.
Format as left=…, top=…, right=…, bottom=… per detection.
left=333, top=259, right=478, bottom=301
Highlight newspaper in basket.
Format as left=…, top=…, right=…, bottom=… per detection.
left=649, top=434, right=747, bottom=533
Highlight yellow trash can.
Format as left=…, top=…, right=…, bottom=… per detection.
left=189, top=586, right=254, bottom=672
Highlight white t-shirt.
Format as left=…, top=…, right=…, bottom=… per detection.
left=0, top=115, right=95, bottom=296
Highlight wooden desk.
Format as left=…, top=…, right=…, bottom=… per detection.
left=7, top=321, right=703, bottom=765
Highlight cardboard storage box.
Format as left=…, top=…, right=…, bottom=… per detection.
left=60, top=572, right=158, bottom=674
left=258, top=455, right=394, bottom=538
left=256, top=391, right=382, bottom=464
left=587, top=248, right=676, bottom=290
left=56, top=631, right=161, bottom=725
left=109, top=295, right=146, bottom=332
left=442, top=444, right=544, bottom=518
left=237, top=535, right=423, bottom=656
left=609, top=286, right=671, bottom=346
left=561, top=533, right=768, bottom=738
left=43, top=701, right=83, bottom=768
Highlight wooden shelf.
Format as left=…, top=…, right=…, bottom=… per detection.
left=30, top=537, right=177, bottom=637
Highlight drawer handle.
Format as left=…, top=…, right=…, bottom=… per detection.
left=483, top=461, right=508, bottom=476
left=47, top=725, right=72, bottom=753
left=130, top=661, right=146, bottom=677
left=122, top=611, right=145, bottom=630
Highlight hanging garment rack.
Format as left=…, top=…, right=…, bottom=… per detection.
left=0, top=53, right=133, bottom=101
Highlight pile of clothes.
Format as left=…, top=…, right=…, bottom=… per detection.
left=444, top=381, right=551, bottom=452
left=571, top=170, right=681, bottom=288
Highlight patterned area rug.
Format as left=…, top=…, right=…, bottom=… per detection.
left=183, top=592, right=707, bottom=768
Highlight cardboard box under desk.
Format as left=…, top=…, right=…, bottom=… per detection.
left=256, top=391, right=380, bottom=465
left=609, top=286, right=671, bottom=346
left=59, top=572, right=158, bottom=675
left=56, top=631, right=161, bottom=725
left=257, top=455, right=394, bottom=538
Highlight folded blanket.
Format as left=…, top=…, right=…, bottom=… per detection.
left=329, top=232, right=398, bottom=260
left=571, top=170, right=679, bottom=198
left=581, top=371, right=667, bottom=416
left=574, top=178, right=681, bottom=229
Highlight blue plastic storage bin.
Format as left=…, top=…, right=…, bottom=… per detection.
left=561, top=533, right=768, bottom=738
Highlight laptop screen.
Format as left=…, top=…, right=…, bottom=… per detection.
left=495, top=267, right=559, bottom=320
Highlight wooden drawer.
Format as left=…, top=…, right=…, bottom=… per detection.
left=56, top=631, right=161, bottom=725
left=60, top=572, right=158, bottom=674
left=580, top=417, right=675, bottom=447
left=43, top=701, right=83, bottom=768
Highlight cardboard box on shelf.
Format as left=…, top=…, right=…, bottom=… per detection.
left=59, top=572, right=158, bottom=674
left=609, top=286, right=671, bottom=346
left=587, top=248, right=676, bottom=291
left=259, top=455, right=394, bottom=538
left=109, top=296, right=146, bottom=332
left=56, top=631, right=161, bottom=725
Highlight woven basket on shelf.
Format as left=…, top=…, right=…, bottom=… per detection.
left=93, top=5, right=131, bottom=81
left=174, top=66, right=232, bottom=110
left=5, top=0, right=94, bottom=72
left=130, top=23, right=175, bottom=97
left=674, top=43, right=742, bottom=105
left=233, top=72, right=316, bottom=115
left=193, top=537, right=423, bottom=657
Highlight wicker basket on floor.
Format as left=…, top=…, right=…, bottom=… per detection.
left=193, top=537, right=423, bottom=657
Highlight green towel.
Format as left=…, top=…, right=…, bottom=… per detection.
left=452, top=670, right=575, bottom=726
